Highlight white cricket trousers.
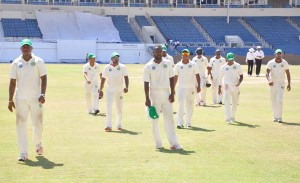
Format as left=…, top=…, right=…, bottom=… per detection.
left=212, top=76, right=222, bottom=103
left=270, top=82, right=285, bottom=119
left=196, top=75, right=207, bottom=104
left=16, top=98, right=43, bottom=155
left=177, top=87, right=195, bottom=126
left=150, top=89, right=179, bottom=148
left=224, top=84, right=240, bottom=120
left=105, top=91, right=123, bottom=128
left=85, top=82, right=99, bottom=112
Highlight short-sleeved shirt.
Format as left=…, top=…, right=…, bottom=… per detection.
left=219, top=62, right=243, bottom=86
left=255, top=50, right=265, bottom=60
left=144, top=59, right=174, bottom=89
left=102, top=63, right=128, bottom=92
left=10, top=54, right=47, bottom=99
left=192, top=55, right=209, bottom=76
left=163, top=54, right=174, bottom=66
left=83, top=63, right=101, bottom=82
left=266, top=59, right=289, bottom=83
left=174, top=60, right=199, bottom=89
left=208, top=56, right=226, bottom=78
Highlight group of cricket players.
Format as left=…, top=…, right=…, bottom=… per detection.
left=8, top=40, right=292, bottom=161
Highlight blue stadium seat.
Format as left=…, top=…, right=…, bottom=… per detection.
left=110, top=15, right=140, bottom=43
left=195, top=17, right=259, bottom=45
left=135, top=16, right=151, bottom=27
left=151, top=16, right=207, bottom=43
left=1, top=18, right=42, bottom=38
left=243, top=17, right=300, bottom=55
left=1, top=0, right=21, bottom=4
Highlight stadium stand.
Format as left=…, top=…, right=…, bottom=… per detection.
left=1, top=19, right=42, bottom=37
left=151, top=16, right=207, bottom=43
left=194, top=17, right=259, bottom=45
left=291, top=16, right=300, bottom=26
left=1, top=0, right=21, bottom=4
left=110, top=15, right=140, bottom=42
left=243, top=17, right=300, bottom=55
left=135, top=16, right=151, bottom=27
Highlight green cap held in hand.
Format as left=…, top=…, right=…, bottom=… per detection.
left=149, top=106, right=159, bottom=119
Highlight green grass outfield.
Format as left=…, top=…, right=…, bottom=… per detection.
left=0, top=64, right=299, bottom=183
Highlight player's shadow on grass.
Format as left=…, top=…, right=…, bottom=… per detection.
left=187, top=126, right=215, bottom=132
left=110, top=129, right=141, bottom=135
left=157, top=148, right=195, bottom=155
left=280, top=121, right=300, bottom=126
left=19, top=156, right=64, bottom=169
left=202, top=105, right=222, bottom=108
left=230, top=121, right=260, bottom=128
left=91, top=113, right=106, bottom=117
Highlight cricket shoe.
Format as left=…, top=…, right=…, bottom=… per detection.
left=177, top=124, right=184, bottom=129
left=277, top=118, right=283, bottom=123
left=105, top=127, right=112, bottom=132
left=226, top=119, right=231, bottom=125
left=94, top=110, right=100, bottom=114
left=36, top=147, right=44, bottom=155
left=18, top=153, right=28, bottom=162
left=170, top=144, right=183, bottom=150
left=273, top=118, right=278, bottom=122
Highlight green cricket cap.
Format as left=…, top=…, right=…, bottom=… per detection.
left=162, top=45, right=167, bottom=51
left=88, top=53, right=96, bottom=59
left=182, top=49, right=190, bottom=54
left=111, top=52, right=120, bottom=58
left=275, top=49, right=283, bottom=54
left=226, top=52, right=234, bottom=61
left=20, top=39, right=32, bottom=47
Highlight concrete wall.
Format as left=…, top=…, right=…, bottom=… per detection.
left=0, top=42, right=148, bottom=63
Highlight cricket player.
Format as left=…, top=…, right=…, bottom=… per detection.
left=8, top=39, right=47, bottom=161
left=266, top=49, right=291, bottom=123
left=99, top=52, right=129, bottom=131
left=218, top=53, right=243, bottom=124
left=144, top=45, right=183, bottom=150
left=174, top=49, right=201, bottom=128
left=162, top=45, right=174, bottom=66
left=192, top=47, right=209, bottom=106
left=208, top=49, right=226, bottom=104
left=83, top=53, right=101, bottom=114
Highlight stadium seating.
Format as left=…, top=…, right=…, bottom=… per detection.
left=201, top=4, right=220, bottom=8
left=135, top=16, right=151, bottom=27
left=243, top=17, right=300, bottom=55
left=1, top=19, right=42, bottom=37
left=151, top=16, right=207, bottom=43
left=1, top=0, right=21, bottom=4
left=78, top=2, right=97, bottom=6
left=104, top=3, right=123, bottom=7
left=110, top=16, right=140, bottom=43
left=195, top=17, right=259, bottom=45
left=291, top=16, right=300, bottom=26
left=152, top=3, right=172, bottom=7
left=28, top=0, right=48, bottom=5
left=53, top=0, right=72, bottom=5
left=129, top=3, right=145, bottom=7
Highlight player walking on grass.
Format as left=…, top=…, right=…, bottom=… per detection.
left=144, top=45, right=183, bottom=150
left=218, top=53, right=243, bottom=124
left=8, top=39, right=47, bottom=161
left=192, top=48, right=209, bottom=106
left=266, top=49, right=291, bottom=123
left=174, top=49, right=200, bottom=129
left=208, top=49, right=226, bottom=104
left=83, top=53, right=101, bottom=114
left=99, top=52, right=129, bottom=132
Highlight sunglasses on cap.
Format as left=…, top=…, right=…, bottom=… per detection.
left=182, top=52, right=190, bottom=56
